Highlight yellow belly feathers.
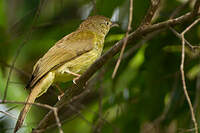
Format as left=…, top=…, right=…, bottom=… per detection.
left=54, top=46, right=102, bottom=82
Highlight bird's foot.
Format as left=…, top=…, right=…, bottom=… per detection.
left=58, top=93, right=64, bottom=100
left=64, top=69, right=80, bottom=77
left=73, top=75, right=81, bottom=85
left=53, top=84, right=64, bottom=100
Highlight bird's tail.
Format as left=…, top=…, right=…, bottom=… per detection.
left=14, top=84, right=42, bottom=133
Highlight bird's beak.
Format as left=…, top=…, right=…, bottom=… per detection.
left=111, top=22, right=119, bottom=28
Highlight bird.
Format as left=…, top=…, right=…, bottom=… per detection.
left=14, top=15, right=118, bottom=132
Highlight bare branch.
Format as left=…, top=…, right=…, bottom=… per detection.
left=0, top=105, right=18, bottom=120
left=168, top=26, right=200, bottom=50
left=0, top=100, right=63, bottom=133
left=180, top=34, right=198, bottom=133
left=112, top=0, right=133, bottom=78
left=112, top=0, right=160, bottom=78
left=141, top=0, right=160, bottom=25
left=53, top=108, right=63, bottom=133
left=182, top=17, right=200, bottom=34
left=168, top=16, right=200, bottom=133
left=0, top=110, right=17, bottom=120
left=180, top=18, right=200, bottom=133
left=33, top=88, right=91, bottom=132
left=170, top=0, right=190, bottom=19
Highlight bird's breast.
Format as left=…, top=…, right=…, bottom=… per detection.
left=53, top=45, right=103, bottom=83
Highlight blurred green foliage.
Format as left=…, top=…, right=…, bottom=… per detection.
left=0, top=0, right=200, bottom=133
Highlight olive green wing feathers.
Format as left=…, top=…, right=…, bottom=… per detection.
left=27, top=30, right=96, bottom=88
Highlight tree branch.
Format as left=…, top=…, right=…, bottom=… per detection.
left=112, top=0, right=133, bottom=78
left=179, top=18, right=200, bottom=133
left=0, top=100, right=63, bottom=133
left=141, top=0, right=160, bottom=25
left=168, top=26, right=200, bottom=50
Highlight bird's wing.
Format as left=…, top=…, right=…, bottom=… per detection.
left=28, top=30, right=96, bottom=88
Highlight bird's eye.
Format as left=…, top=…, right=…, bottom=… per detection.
left=106, top=22, right=109, bottom=25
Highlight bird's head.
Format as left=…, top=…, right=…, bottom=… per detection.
left=79, top=15, right=118, bottom=37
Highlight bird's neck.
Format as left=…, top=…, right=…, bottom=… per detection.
left=95, top=33, right=105, bottom=56
left=83, top=29, right=106, bottom=44
left=79, top=27, right=106, bottom=38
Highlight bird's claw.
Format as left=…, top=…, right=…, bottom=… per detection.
left=73, top=76, right=80, bottom=85
left=58, top=93, right=64, bottom=100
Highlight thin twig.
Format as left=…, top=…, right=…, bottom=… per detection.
left=34, top=88, right=91, bottom=132
left=141, top=0, right=160, bottom=25
left=0, top=100, right=63, bottom=133
left=168, top=26, right=200, bottom=50
left=180, top=18, right=200, bottom=133
left=53, top=108, right=64, bottom=133
left=112, top=0, right=133, bottom=78
left=112, top=0, right=161, bottom=78
left=170, top=0, right=190, bottom=19
left=0, top=105, right=18, bottom=120
left=179, top=127, right=200, bottom=133
left=182, top=17, right=200, bottom=34
left=33, top=115, right=79, bottom=133
left=0, top=110, right=17, bottom=120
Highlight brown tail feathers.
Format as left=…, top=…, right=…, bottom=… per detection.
left=14, top=85, right=42, bottom=133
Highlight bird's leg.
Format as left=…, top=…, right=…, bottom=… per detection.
left=73, top=76, right=81, bottom=85
left=53, top=84, right=64, bottom=100
left=63, top=69, right=81, bottom=85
